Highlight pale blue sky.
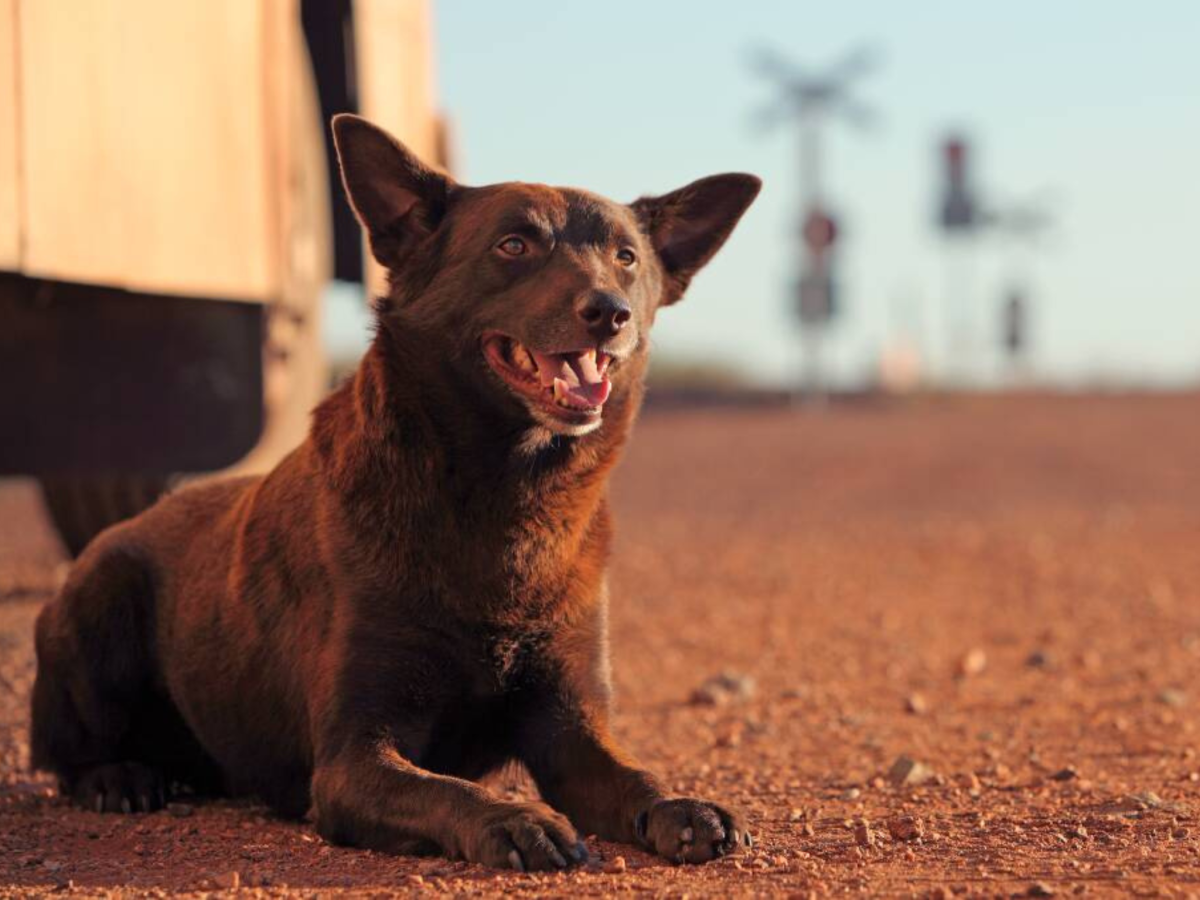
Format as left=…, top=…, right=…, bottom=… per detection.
left=430, top=1, right=1200, bottom=387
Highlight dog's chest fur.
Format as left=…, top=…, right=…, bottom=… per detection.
left=317, top=361, right=618, bottom=621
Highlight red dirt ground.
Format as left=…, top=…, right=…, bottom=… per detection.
left=2, top=394, right=1200, bottom=898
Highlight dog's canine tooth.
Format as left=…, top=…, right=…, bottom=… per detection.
left=512, top=342, right=536, bottom=375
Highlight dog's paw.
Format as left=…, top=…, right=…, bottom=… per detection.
left=70, top=762, right=167, bottom=814
left=467, top=801, right=588, bottom=872
left=635, top=797, right=751, bottom=864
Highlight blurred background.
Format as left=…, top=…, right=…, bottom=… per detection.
left=2, top=7, right=1200, bottom=892
left=420, top=2, right=1200, bottom=396
left=1, top=0, right=1199, bottom=553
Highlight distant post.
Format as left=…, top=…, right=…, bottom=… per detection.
left=992, top=198, right=1055, bottom=384
left=936, top=134, right=981, bottom=386
left=797, top=208, right=838, bottom=397
left=750, top=45, right=879, bottom=402
left=1001, top=286, right=1028, bottom=378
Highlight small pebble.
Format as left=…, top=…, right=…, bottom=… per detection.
left=887, top=816, right=925, bottom=841
left=214, top=871, right=241, bottom=890
left=1159, top=688, right=1187, bottom=708
left=690, top=671, right=756, bottom=706
left=957, top=648, right=988, bottom=677
left=887, top=755, right=935, bottom=787
left=853, top=821, right=875, bottom=847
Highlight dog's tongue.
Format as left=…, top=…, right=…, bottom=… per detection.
left=531, top=350, right=611, bottom=407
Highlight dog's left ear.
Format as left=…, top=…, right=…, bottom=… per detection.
left=632, top=173, right=761, bottom=305
left=332, top=113, right=456, bottom=270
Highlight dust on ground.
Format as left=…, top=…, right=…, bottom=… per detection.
left=2, top=394, right=1199, bottom=897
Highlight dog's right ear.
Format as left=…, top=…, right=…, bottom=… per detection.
left=331, top=114, right=456, bottom=270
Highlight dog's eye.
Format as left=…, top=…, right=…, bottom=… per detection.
left=496, top=236, right=527, bottom=257
left=616, top=247, right=637, bottom=267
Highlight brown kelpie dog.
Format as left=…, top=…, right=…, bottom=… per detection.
left=30, top=114, right=761, bottom=870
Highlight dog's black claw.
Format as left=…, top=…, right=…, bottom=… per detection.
left=634, top=810, right=649, bottom=845
left=72, top=762, right=167, bottom=815
left=573, top=841, right=589, bottom=863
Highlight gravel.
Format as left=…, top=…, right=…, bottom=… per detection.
left=4, top=395, right=1200, bottom=896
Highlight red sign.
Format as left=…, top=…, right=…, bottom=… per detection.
left=803, top=209, right=838, bottom=252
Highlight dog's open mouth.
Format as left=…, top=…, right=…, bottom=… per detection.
left=482, top=332, right=613, bottom=426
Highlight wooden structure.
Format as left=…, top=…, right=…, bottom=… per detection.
left=0, top=0, right=443, bottom=551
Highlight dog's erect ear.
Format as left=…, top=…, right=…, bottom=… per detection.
left=632, top=174, right=761, bottom=305
left=331, top=113, right=456, bottom=269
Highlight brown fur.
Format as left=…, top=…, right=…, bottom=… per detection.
left=30, top=115, right=761, bottom=870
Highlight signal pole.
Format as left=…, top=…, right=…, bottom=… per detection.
left=751, top=45, right=880, bottom=401
left=992, top=197, right=1055, bottom=384
left=936, top=135, right=982, bottom=386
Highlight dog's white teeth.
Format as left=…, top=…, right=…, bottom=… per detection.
left=553, top=378, right=568, bottom=402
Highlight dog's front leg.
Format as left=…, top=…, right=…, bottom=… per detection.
left=523, top=711, right=751, bottom=864
left=311, top=740, right=586, bottom=870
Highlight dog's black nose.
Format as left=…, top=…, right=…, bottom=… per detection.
left=578, top=292, right=632, bottom=337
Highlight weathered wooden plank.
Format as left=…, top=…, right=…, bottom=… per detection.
left=18, top=0, right=277, bottom=300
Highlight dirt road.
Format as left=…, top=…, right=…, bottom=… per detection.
left=2, top=394, right=1199, bottom=897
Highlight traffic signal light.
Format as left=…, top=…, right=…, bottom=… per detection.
left=939, top=135, right=977, bottom=231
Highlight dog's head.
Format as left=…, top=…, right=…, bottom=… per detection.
left=332, top=115, right=760, bottom=439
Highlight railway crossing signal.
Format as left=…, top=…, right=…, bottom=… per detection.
left=750, top=44, right=880, bottom=399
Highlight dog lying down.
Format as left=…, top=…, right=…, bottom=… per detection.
left=31, top=114, right=761, bottom=870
